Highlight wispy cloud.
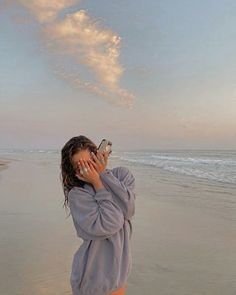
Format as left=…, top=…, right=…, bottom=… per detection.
left=18, top=0, right=77, bottom=23
left=5, top=0, right=135, bottom=108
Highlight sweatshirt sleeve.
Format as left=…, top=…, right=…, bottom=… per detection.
left=68, top=186, right=125, bottom=241
left=99, top=166, right=136, bottom=220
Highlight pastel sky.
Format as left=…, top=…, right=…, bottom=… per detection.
left=0, top=0, right=235, bottom=151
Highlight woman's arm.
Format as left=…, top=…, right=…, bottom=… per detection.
left=99, top=166, right=136, bottom=220
left=93, top=178, right=105, bottom=191
left=68, top=186, right=124, bottom=240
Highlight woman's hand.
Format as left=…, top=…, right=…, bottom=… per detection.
left=89, top=150, right=109, bottom=174
left=75, top=158, right=100, bottom=185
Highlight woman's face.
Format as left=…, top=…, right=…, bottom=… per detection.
left=71, top=149, right=93, bottom=171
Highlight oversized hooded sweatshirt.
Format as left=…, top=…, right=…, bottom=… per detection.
left=68, top=166, right=136, bottom=295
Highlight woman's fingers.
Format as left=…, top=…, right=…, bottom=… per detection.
left=88, top=162, right=97, bottom=172
left=91, top=152, right=105, bottom=171
left=88, top=160, right=96, bottom=172
left=82, top=159, right=93, bottom=177
left=76, top=159, right=87, bottom=175
left=100, top=151, right=108, bottom=166
left=76, top=161, right=85, bottom=176
left=103, top=151, right=109, bottom=162
left=82, top=158, right=89, bottom=169
left=75, top=157, right=102, bottom=184
left=98, top=151, right=104, bottom=162
left=91, top=152, right=102, bottom=165
left=81, top=158, right=98, bottom=174
left=97, top=151, right=105, bottom=164
left=88, top=156, right=97, bottom=167
left=76, top=172, right=86, bottom=181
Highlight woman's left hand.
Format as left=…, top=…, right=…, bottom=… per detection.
left=89, top=150, right=109, bottom=174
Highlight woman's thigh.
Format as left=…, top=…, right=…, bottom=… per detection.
left=108, top=284, right=126, bottom=295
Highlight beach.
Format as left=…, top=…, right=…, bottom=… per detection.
left=0, top=150, right=235, bottom=295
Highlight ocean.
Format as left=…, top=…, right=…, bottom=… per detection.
left=1, top=148, right=236, bottom=185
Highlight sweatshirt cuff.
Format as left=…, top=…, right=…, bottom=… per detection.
left=94, top=187, right=113, bottom=201
left=100, top=169, right=111, bottom=179
left=95, top=187, right=107, bottom=193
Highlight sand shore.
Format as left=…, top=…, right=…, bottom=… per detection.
left=0, top=153, right=235, bottom=295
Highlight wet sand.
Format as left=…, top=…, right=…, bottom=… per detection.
left=0, top=160, right=11, bottom=172
left=0, top=153, right=235, bottom=295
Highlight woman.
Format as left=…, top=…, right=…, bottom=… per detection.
left=60, top=135, right=136, bottom=295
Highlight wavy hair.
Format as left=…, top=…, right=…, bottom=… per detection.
left=60, top=135, right=98, bottom=215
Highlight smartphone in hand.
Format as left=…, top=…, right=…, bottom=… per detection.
left=97, top=139, right=112, bottom=156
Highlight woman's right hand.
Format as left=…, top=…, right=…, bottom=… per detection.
left=75, top=158, right=100, bottom=185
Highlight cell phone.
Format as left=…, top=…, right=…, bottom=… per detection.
left=97, top=139, right=112, bottom=155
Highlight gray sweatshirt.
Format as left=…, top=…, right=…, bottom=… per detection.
left=68, top=166, right=136, bottom=295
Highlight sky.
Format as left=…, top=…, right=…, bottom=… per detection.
left=0, top=0, right=235, bottom=151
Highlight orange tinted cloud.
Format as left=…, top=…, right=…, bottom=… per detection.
left=6, top=0, right=135, bottom=108
left=19, top=0, right=77, bottom=23
left=42, top=10, right=135, bottom=108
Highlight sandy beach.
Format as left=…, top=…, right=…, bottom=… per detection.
left=0, top=151, right=235, bottom=295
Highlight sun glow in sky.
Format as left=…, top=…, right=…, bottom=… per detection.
left=0, top=0, right=235, bottom=150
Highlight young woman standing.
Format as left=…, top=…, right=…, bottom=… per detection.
left=60, top=135, right=136, bottom=295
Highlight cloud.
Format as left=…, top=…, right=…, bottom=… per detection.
left=42, top=10, right=135, bottom=108
left=18, top=0, right=77, bottom=23
left=5, top=0, right=135, bottom=108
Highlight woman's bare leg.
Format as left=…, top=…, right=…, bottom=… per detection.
left=108, top=284, right=126, bottom=295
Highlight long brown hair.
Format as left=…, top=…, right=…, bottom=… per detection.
left=60, top=135, right=98, bottom=214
